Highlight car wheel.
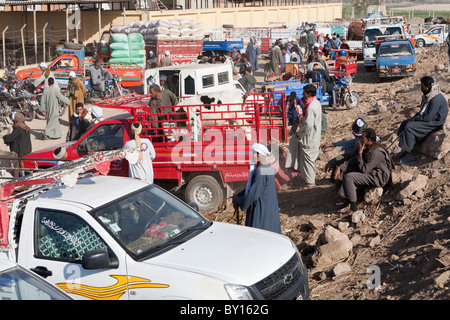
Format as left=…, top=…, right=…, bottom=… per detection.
left=416, top=39, right=425, bottom=48
left=185, top=175, right=225, bottom=213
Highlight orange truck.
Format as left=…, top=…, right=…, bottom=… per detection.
left=16, top=46, right=144, bottom=90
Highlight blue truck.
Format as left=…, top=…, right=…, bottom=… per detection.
left=202, top=39, right=244, bottom=57
left=375, top=39, right=416, bottom=80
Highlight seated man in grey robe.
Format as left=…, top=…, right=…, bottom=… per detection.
left=396, top=76, right=448, bottom=163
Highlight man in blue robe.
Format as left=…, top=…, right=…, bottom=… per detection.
left=233, top=143, right=281, bottom=234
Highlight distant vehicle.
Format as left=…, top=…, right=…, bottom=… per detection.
left=16, top=46, right=144, bottom=90
left=0, top=260, right=72, bottom=300
left=376, top=39, right=416, bottom=80
left=362, top=16, right=409, bottom=71
left=414, top=25, right=449, bottom=48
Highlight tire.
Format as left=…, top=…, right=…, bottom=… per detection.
left=64, top=42, right=83, bottom=50
left=20, top=104, right=35, bottom=122
left=345, top=92, right=359, bottom=109
left=185, top=175, right=225, bottom=213
left=416, top=39, right=425, bottom=48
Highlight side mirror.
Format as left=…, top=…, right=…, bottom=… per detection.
left=82, top=249, right=113, bottom=270
left=188, top=202, right=199, bottom=212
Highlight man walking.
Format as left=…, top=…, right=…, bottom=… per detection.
left=39, top=77, right=70, bottom=140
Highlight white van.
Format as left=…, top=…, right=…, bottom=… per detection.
left=143, top=63, right=245, bottom=97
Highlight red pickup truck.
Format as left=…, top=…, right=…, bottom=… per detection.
left=22, top=93, right=294, bottom=212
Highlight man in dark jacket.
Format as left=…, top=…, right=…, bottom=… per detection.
left=335, top=128, right=392, bottom=215
left=306, top=63, right=337, bottom=109
left=396, top=76, right=448, bottom=163
left=66, top=102, right=89, bottom=141
left=287, top=91, right=301, bottom=135
left=3, top=112, right=32, bottom=158
left=238, top=66, right=256, bottom=92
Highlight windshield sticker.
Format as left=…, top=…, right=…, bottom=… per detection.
left=41, top=217, right=82, bottom=247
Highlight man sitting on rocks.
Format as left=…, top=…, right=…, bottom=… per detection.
left=323, top=117, right=368, bottom=185
left=334, top=128, right=393, bottom=216
left=396, top=76, right=448, bottom=164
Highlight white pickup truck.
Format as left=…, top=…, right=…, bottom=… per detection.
left=0, top=155, right=309, bottom=300
left=414, top=25, right=449, bottom=48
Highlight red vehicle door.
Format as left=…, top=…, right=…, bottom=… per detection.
left=22, top=116, right=133, bottom=176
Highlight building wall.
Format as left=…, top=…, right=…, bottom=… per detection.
left=0, top=3, right=342, bottom=45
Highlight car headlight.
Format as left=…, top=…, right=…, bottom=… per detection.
left=378, top=65, right=387, bottom=70
left=406, top=64, right=414, bottom=68
left=224, top=284, right=254, bottom=300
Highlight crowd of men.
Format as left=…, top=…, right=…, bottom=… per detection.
left=1, top=30, right=448, bottom=234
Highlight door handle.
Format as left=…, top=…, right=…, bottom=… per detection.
left=30, top=266, right=53, bottom=278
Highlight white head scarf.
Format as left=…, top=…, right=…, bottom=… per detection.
left=245, top=143, right=271, bottom=194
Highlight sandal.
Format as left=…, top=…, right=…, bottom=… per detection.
left=399, top=156, right=417, bottom=164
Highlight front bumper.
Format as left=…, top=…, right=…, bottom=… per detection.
left=377, top=67, right=416, bottom=78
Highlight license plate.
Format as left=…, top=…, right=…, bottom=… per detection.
left=392, top=67, right=401, bottom=73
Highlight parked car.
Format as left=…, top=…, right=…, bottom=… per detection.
left=0, top=260, right=72, bottom=300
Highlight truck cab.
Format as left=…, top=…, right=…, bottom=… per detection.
left=1, top=174, right=309, bottom=300
left=376, top=39, right=416, bottom=80
left=143, top=63, right=242, bottom=97
left=16, top=46, right=143, bottom=89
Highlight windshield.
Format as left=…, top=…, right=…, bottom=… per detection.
left=379, top=43, right=412, bottom=56
left=364, top=29, right=382, bottom=42
left=93, top=185, right=208, bottom=257
left=0, top=266, right=70, bottom=300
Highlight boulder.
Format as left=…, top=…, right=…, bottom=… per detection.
left=312, top=240, right=353, bottom=267
left=333, top=262, right=352, bottom=276
left=414, top=108, right=450, bottom=160
left=364, top=187, right=384, bottom=204
left=313, top=226, right=353, bottom=267
left=398, top=174, right=428, bottom=199
left=434, top=270, right=450, bottom=289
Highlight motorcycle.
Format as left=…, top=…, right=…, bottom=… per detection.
left=331, top=75, right=359, bottom=109
left=85, top=73, right=129, bottom=103
left=18, top=74, right=67, bottom=120
left=0, top=80, right=36, bottom=122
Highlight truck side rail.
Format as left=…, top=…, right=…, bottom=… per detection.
left=97, top=92, right=288, bottom=147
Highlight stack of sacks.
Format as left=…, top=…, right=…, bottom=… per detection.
left=108, top=32, right=145, bottom=68
left=109, top=33, right=130, bottom=63
left=127, top=33, right=146, bottom=68
left=117, top=19, right=204, bottom=41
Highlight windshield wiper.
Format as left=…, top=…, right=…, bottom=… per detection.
left=151, top=221, right=211, bottom=251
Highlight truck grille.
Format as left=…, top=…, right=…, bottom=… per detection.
left=254, top=253, right=305, bottom=300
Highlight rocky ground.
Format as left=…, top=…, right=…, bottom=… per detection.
left=208, top=44, right=450, bottom=300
